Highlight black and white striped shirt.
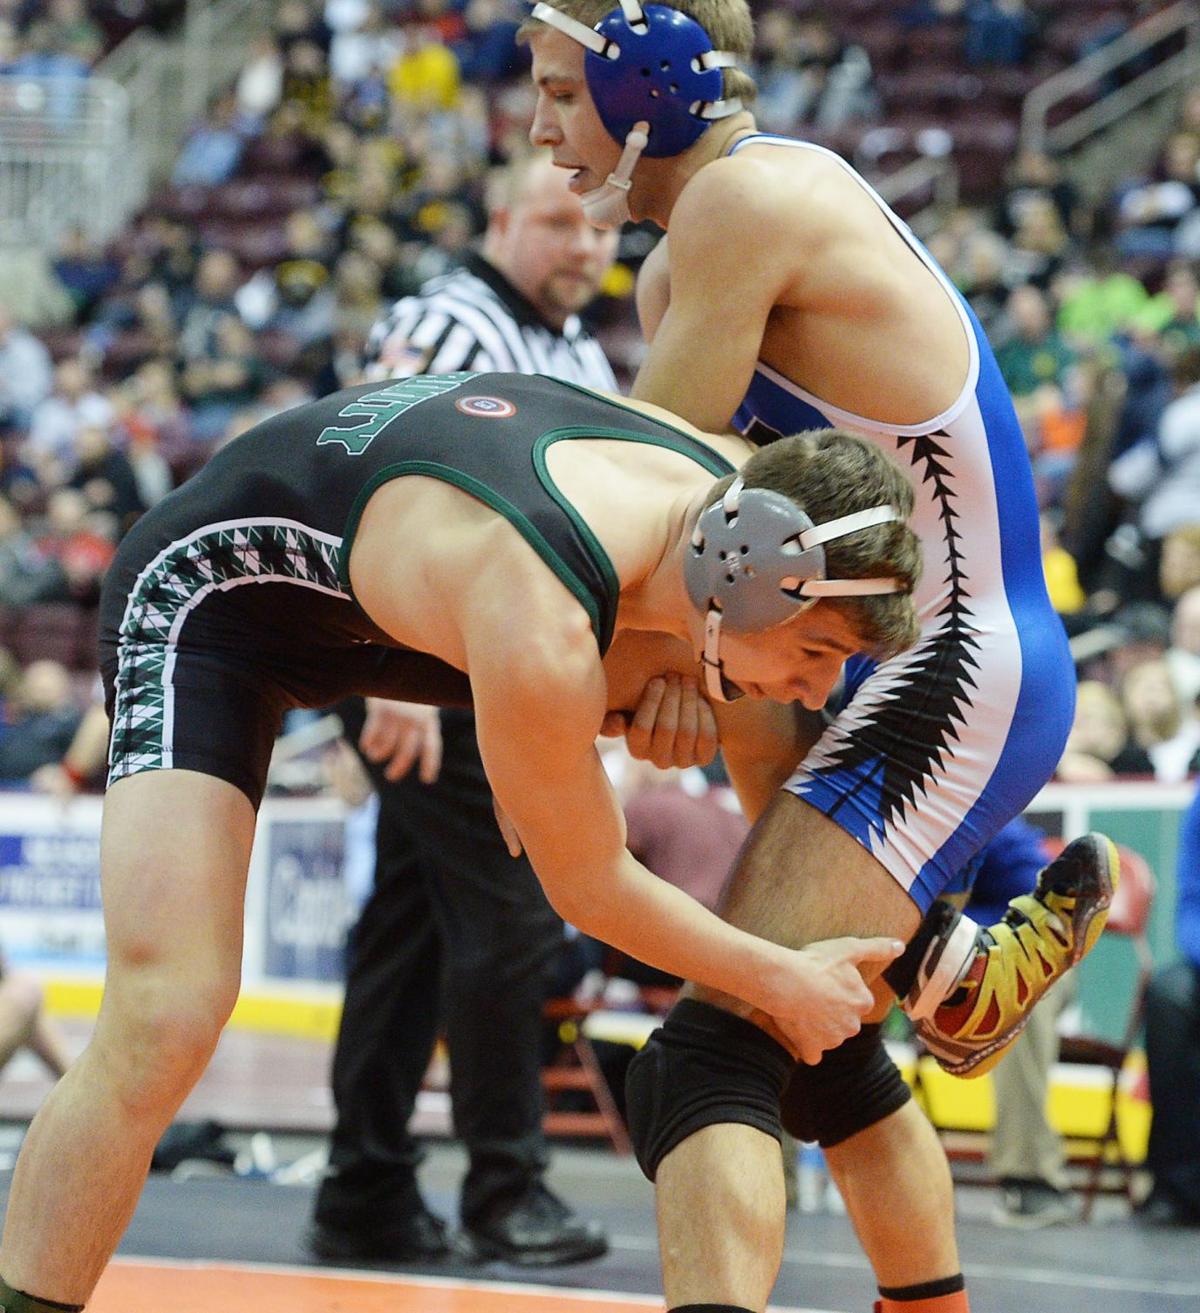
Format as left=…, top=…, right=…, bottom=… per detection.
left=363, top=252, right=617, bottom=391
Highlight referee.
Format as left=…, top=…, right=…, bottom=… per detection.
left=309, top=152, right=619, bottom=1267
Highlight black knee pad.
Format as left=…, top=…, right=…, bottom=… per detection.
left=779, top=1023, right=910, bottom=1148
left=625, top=998, right=793, bottom=1182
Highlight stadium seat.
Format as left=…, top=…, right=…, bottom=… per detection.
left=902, top=23, right=968, bottom=72
left=9, top=603, right=97, bottom=671
left=541, top=995, right=632, bottom=1154
left=196, top=219, right=289, bottom=270
left=1052, top=840, right=1157, bottom=1221
left=239, top=133, right=318, bottom=178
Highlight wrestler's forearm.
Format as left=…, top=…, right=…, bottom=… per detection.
left=556, top=849, right=794, bottom=1016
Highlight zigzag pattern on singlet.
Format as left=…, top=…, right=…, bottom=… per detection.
left=800, top=430, right=984, bottom=836
left=109, top=519, right=346, bottom=781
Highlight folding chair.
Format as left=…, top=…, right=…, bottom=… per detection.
left=1053, top=841, right=1156, bottom=1220
left=541, top=995, right=632, bottom=1155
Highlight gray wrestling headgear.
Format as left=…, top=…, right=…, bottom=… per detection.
left=685, top=476, right=904, bottom=702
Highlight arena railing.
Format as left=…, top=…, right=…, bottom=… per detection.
left=0, top=0, right=268, bottom=251
left=94, top=0, right=268, bottom=216
left=0, top=75, right=133, bottom=246
left=1021, top=0, right=1200, bottom=157
left=876, top=155, right=960, bottom=238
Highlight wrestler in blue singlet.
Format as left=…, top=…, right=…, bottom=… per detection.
left=729, top=136, right=1073, bottom=912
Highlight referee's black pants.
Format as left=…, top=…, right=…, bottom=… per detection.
left=1144, top=960, right=1200, bottom=1214
left=314, top=706, right=564, bottom=1229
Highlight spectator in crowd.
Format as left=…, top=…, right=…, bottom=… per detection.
left=453, top=0, right=524, bottom=85
left=1102, top=602, right=1174, bottom=684
left=897, top=0, right=964, bottom=28
left=235, top=32, right=285, bottom=126
left=330, top=0, right=402, bottom=96
left=0, top=303, right=54, bottom=432
left=1007, top=194, right=1073, bottom=291
left=1055, top=246, right=1149, bottom=348
left=995, top=282, right=1082, bottom=476
left=1116, top=131, right=1200, bottom=261
left=792, top=12, right=878, bottom=130
left=0, top=17, right=21, bottom=74
left=0, top=958, right=71, bottom=1085
left=10, top=20, right=91, bottom=125
left=1159, top=523, right=1200, bottom=602
left=280, top=36, right=336, bottom=133
left=749, top=8, right=811, bottom=136
left=29, top=694, right=109, bottom=798
left=1138, top=780, right=1200, bottom=1227
left=1040, top=511, right=1086, bottom=617
left=1166, top=582, right=1200, bottom=709
left=171, top=91, right=248, bottom=189
left=1121, top=655, right=1200, bottom=781
left=177, top=249, right=244, bottom=364
left=963, top=0, right=1034, bottom=69
left=1056, top=679, right=1154, bottom=782
left=33, top=487, right=116, bottom=607
left=67, top=424, right=148, bottom=534
left=137, top=220, right=201, bottom=323
left=276, top=0, right=333, bottom=59
left=25, top=359, right=115, bottom=485
left=0, top=495, right=66, bottom=608
left=41, top=0, right=103, bottom=67
left=389, top=21, right=462, bottom=114
left=236, top=210, right=338, bottom=347
left=110, top=360, right=191, bottom=484
left=1130, top=259, right=1200, bottom=358
left=996, top=150, right=1087, bottom=247
left=84, top=278, right=177, bottom=372
left=1109, top=345, right=1200, bottom=585
left=177, top=314, right=267, bottom=444
left=0, top=659, right=84, bottom=785
left=996, top=283, right=1078, bottom=399
left=51, top=228, right=121, bottom=328
left=957, top=228, right=1015, bottom=339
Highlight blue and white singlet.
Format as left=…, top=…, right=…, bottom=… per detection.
left=728, top=135, right=1073, bottom=912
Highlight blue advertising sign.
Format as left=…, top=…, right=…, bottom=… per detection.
left=0, top=831, right=102, bottom=912
left=262, top=819, right=350, bottom=982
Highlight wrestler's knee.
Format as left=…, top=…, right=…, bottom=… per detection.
left=96, top=959, right=239, bottom=1114
left=625, top=997, right=793, bottom=1181
left=779, top=1023, right=910, bottom=1147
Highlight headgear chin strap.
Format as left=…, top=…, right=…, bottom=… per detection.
left=531, top=2, right=744, bottom=224
left=685, top=476, right=905, bottom=702
left=579, top=120, right=650, bottom=228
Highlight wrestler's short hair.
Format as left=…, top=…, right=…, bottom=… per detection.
left=704, top=430, right=922, bottom=659
left=518, top=0, right=758, bottom=108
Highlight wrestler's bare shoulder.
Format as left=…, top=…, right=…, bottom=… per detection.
left=673, top=147, right=860, bottom=243
left=348, top=474, right=593, bottom=668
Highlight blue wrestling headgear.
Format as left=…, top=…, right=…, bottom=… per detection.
left=530, top=0, right=744, bottom=225
left=685, top=477, right=904, bottom=702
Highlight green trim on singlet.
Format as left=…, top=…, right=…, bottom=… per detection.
left=531, top=426, right=737, bottom=653
left=339, top=421, right=736, bottom=654
left=546, top=378, right=738, bottom=464
left=339, top=459, right=605, bottom=641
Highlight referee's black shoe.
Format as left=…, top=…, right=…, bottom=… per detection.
left=456, top=1182, right=608, bottom=1266
left=307, top=1204, right=451, bottom=1264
